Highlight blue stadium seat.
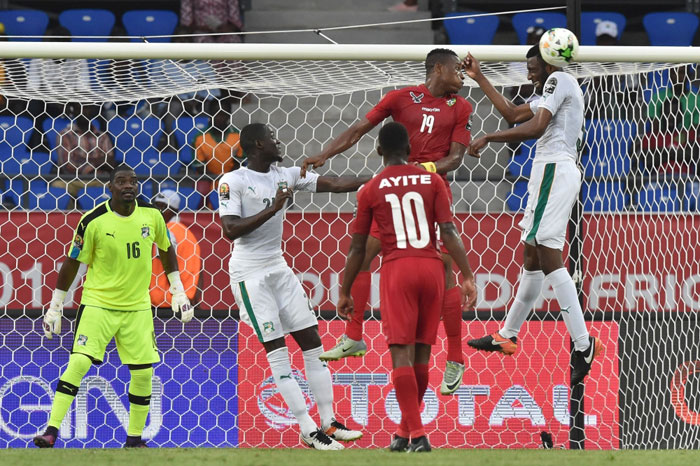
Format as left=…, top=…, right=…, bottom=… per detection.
left=444, top=12, right=499, bottom=45
left=0, top=10, right=49, bottom=41
left=643, top=12, right=699, bottom=46
left=0, top=116, right=35, bottom=175
left=138, top=180, right=154, bottom=204
left=506, top=180, right=528, bottom=212
left=122, top=10, right=179, bottom=43
left=637, top=182, right=679, bottom=212
left=684, top=180, right=700, bottom=211
left=581, top=182, right=627, bottom=212
left=142, top=152, right=182, bottom=177
left=107, top=116, right=162, bottom=165
left=512, top=12, right=567, bottom=45
left=582, top=119, right=636, bottom=177
left=178, top=186, right=203, bottom=211
left=27, top=179, right=72, bottom=210
left=173, top=116, right=211, bottom=164
left=580, top=12, right=626, bottom=45
left=1, top=179, right=24, bottom=208
left=59, top=9, right=115, bottom=42
left=507, top=139, right=536, bottom=177
left=208, top=190, right=219, bottom=210
left=20, top=151, right=53, bottom=176
left=77, top=186, right=111, bottom=211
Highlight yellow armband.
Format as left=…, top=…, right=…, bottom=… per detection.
left=420, top=162, right=437, bottom=173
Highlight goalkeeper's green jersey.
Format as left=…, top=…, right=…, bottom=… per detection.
left=68, top=199, right=171, bottom=311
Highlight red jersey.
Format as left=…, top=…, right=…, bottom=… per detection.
left=365, top=84, right=473, bottom=171
left=353, top=164, right=453, bottom=263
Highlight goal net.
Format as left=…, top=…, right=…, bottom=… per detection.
left=0, top=42, right=698, bottom=450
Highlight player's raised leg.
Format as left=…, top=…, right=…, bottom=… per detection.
left=439, top=251, right=466, bottom=394
left=320, top=236, right=380, bottom=361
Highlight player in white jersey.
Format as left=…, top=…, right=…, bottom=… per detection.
left=218, top=123, right=370, bottom=450
left=462, top=45, right=603, bottom=386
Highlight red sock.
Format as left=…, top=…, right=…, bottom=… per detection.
left=393, top=366, right=424, bottom=439
left=398, top=363, right=430, bottom=437
left=346, top=271, right=371, bottom=341
left=442, top=286, right=464, bottom=364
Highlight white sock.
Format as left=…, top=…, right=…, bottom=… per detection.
left=500, top=270, right=545, bottom=339
left=302, top=346, right=335, bottom=429
left=547, top=268, right=590, bottom=352
left=266, top=347, right=317, bottom=436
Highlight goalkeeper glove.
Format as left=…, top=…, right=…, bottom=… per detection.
left=43, top=289, right=66, bottom=339
left=168, top=272, right=193, bottom=323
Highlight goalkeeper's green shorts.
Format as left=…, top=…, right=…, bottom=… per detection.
left=71, top=305, right=160, bottom=365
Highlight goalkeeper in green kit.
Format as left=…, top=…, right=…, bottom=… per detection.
left=33, top=164, right=193, bottom=449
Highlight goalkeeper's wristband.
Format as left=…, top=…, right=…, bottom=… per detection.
left=420, top=162, right=437, bottom=173
left=51, top=289, right=67, bottom=306
left=167, top=271, right=185, bottom=294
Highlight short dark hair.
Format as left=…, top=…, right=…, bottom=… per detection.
left=109, top=164, right=133, bottom=182
left=378, top=122, right=409, bottom=155
left=240, top=123, right=269, bottom=155
left=526, top=44, right=541, bottom=60
left=425, top=48, right=458, bottom=75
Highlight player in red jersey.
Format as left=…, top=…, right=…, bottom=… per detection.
left=337, top=122, right=477, bottom=452
left=302, top=48, right=476, bottom=395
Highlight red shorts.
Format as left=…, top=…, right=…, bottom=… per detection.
left=379, top=256, right=445, bottom=345
left=370, top=180, right=454, bottom=253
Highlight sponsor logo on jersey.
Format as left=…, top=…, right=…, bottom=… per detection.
left=220, top=183, right=231, bottom=200
left=544, top=77, right=557, bottom=96
left=421, top=107, right=440, bottom=112
left=262, top=321, right=275, bottom=334
left=410, top=91, right=424, bottom=103
left=141, top=226, right=150, bottom=238
left=278, top=181, right=288, bottom=190
left=446, top=98, right=456, bottom=106
left=77, top=334, right=88, bottom=346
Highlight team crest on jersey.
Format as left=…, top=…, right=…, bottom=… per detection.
left=220, top=183, right=231, bottom=200
left=262, top=321, right=275, bottom=335
left=544, top=77, right=557, bottom=96
left=410, top=91, right=424, bottom=103
left=141, top=225, right=150, bottom=238
left=77, top=334, right=88, bottom=346
left=446, top=98, right=456, bottom=106
left=73, top=234, right=83, bottom=251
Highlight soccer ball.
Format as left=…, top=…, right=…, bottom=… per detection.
left=539, top=28, right=579, bottom=67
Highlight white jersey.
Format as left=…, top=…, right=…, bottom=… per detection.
left=218, top=165, right=319, bottom=280
left=529, top=71, right=584, bottom=164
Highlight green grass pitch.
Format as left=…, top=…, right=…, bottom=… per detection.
left=3, top=448, right=700, bottom=466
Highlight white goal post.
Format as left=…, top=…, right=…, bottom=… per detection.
left=0, top=42, right=699, bottom=450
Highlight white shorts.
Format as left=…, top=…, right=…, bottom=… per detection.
left=519, top=161, right=581, bottom=250
left=231, top=265, right=318, bottom=343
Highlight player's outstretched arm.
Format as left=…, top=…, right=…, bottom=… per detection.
left=434, top=142, right=469, bottom=170
left=300, top=118, right=376, bottom=177
left=316, top=175, right=372, bottom=193
left=338, top=233, right=368, bottom=320
left=43, top=257, right=81, bottom=339
left=468, top=108, right=552, bottom=158
left=439, top=222, right=477, bottom=310
left=220, top=186, right=293, bottom=240
left=462, top=53, right=533, bottom=125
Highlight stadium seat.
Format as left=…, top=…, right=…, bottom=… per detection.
left=506, top=180, right=529, bottom=212
left=77, top=185, right=111, bottom=211
left=444, top=12, right=500, bottom=45
left=122, top=10, right=179, bottom=43
left=581, top=181, right=627, bottom=212
left=107, top=116, right=162, bottom=165
left=0, top=116, right=35, bottom=174
left=59, top=9, right=115, bottom=42
left=27, top=179, right=72, bottom=210
left=173, top=116, right=211, bottom=164
left=208, top=190, right=219, bottom=210
left=580, top=12, right=626, bottom=45
left=507, top=139, right=536, bottom=177
left=0, top=10, right=49, bottom=41
left=643, top=12, right=699, bottom=46
left=142, top=152, right=182, bottom=177
left=636, top=182, right=679, bottom=212
left=1, top=179, right=24, bottom=208
left=684, top=180, right=700, bottom=211
left=178, top=186, right=204, bottom=211
left=512, top=12, right=567, bottom=45
left=138, top=180, right=154, bottom=203
left=582, top=119, right=636, bottom=177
